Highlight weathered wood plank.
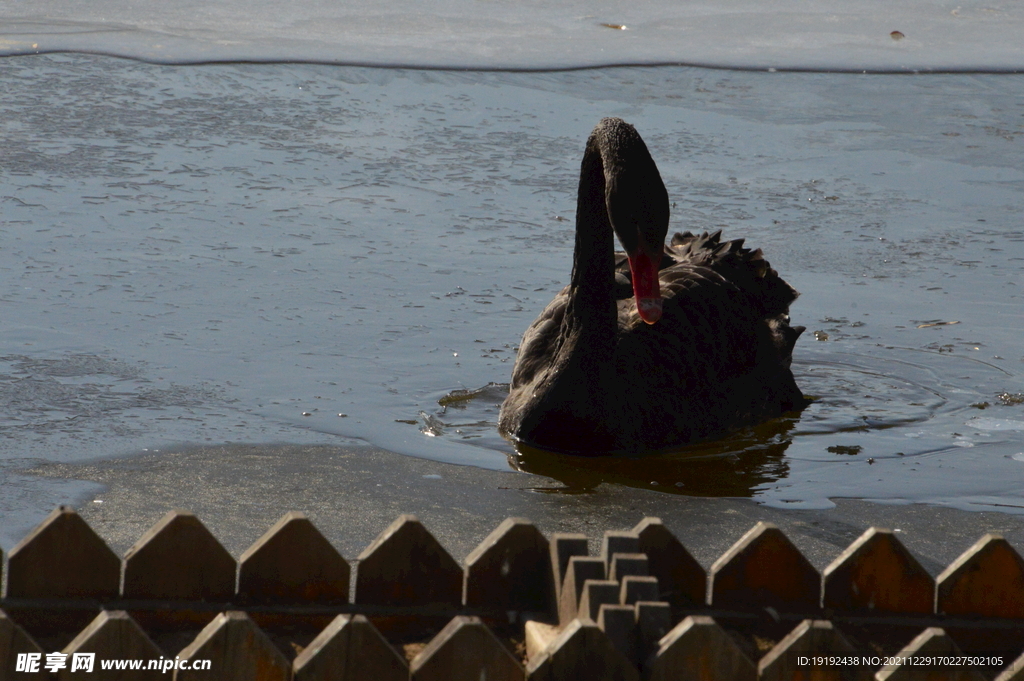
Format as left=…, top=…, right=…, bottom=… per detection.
left=634, top=601, right=672, bottom=666
left=59, top=610, right=162, bottom=680
left=633, top=517, right=706, bottom=610
left=558, top=557, right=605, bottom=625
left=578, top=579, right=620, bottom=622
left=6, top=507, right=119, bottom=635
left=645, top=615, right=756, bottom=681
left=410, top=615, right=524, bottom=681
left=609, top=554, right=648, bottom=583
left=6, top=507, right=118, bottom=599
left=0, top=609, right=46, bottom=679
left=709, top=522, right=820, bottom=611
left=620, top=576, right=659, bottom=606
left=238, top=511, right=350, bottom=604
left=876, top=628, right=987, bottom=681
left=602, top=531, right=640, bottom=571
left=123, top=510, right=235, bottom=600
left=524, top=621, right=560, bottom=663
left=995, top=650, right=1024, bottom=681
left=355, top=515, right=462, bottom=607
left=464, top=518, right=553, bottom=615
left=936, top=534, right=1024, bottom=618
left=293, top=614, right=407, bottom=681
left=526, top=618, right=639, bottom=681
left=548, top=533, right=588, bottom=606
left=823, top=528, right=933, bottom=614
left=123, top=510, right=235, bottom=631
left=597, top=604, right=638, bottom=667
left=758, top=619, right=868, bottom=681
left=175, top=611, right=290, bottom=681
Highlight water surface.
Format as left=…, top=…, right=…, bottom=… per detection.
left=1, top=55, right=1023, bottom=538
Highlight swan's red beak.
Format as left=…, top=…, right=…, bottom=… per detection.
left=627, top=249, right=662, bottom=324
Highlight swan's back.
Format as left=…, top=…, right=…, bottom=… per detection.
left=608, top=230, right=804, bottom=447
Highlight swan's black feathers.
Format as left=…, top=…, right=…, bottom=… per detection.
left=664, top=230, right=798, bottom=318
left=510, top=293, right=567, bottom=390
left=499, top=118, right=805, bottom=454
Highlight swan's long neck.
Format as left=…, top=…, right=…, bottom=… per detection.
left=563, top=133, right=618, bottom=352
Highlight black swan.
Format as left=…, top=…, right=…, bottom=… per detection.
left=498, top=118, right=805, bottom=454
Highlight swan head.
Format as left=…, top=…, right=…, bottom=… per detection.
left=591, top=117, right=670, bottom=324
left=605, top=153, right=669, bottom=324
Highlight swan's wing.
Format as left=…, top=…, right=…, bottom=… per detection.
left=667, top=230, right=798, bottom=317
left=509, top=287, right=568, bottom=390
left=615, top=230, right=798, bottom=318
left=615, top=229, right=804, bottom=389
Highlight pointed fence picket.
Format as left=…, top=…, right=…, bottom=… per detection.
left=823, top=528, right=934, bottom=615
left=59, top=610, right=163, bottom=680
left=292, top=614, right=407, bottom=681
left=237, top=510, right=349, bottom=632
left=5, top=506, right=119, bottom=635
left=757, top=620, right=866, bottom=681
left=0, top=507, right=1022, bottom=679
left=462, top=518, right=553, bottom=615
left=355, top=514, right=462, bottom=609
left=410, top=615, right=523, bottom=681
left=709, top=521, right=821, bottom=612
left=122, top=510, right=236, bottom=631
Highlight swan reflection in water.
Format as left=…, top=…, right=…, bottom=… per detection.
left=507, top=415, right=799, bottom=497
left=425, top=382, right=803, bottom=497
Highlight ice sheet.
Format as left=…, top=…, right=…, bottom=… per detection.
left=1, top=0, right=1024, bottom=71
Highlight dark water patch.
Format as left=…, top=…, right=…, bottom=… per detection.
left=828, top=445, right=863, bottom=456
left=510, top=419, right=798, bottom=498
left=0, top=354, right=220, bottom=438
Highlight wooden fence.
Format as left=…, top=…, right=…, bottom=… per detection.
left=1, top=506, right=1023, bottom=679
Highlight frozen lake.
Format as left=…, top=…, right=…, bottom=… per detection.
left=1, top=42, right=1023, bottom=545
left=3, top=0, right=1024, bottom=71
